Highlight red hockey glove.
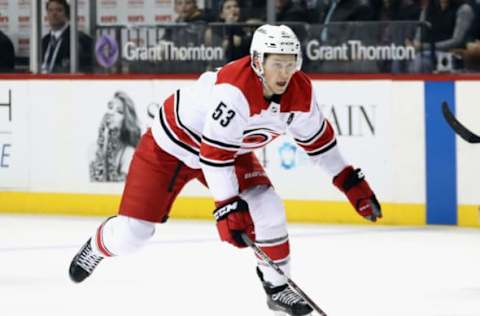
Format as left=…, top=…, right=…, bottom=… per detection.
left=213, top=197, right=255, bottom=248
left=333, top=166, right=382, bottom=222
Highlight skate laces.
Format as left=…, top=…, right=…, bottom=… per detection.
left=271, top=287, right=306, bottom=306
left=76, top=242, right=103, bottom=273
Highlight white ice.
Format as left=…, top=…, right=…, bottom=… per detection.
left=1, top=214, right=479, bottom=316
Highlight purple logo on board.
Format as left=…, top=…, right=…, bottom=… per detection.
left=95, top=34, right=119, bottom=68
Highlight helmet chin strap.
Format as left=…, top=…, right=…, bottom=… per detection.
left=256, top=65, right=275, bottom=98
left=262, top=80, right=274, bottom=98
left=252, top=57, right=270, bottom=96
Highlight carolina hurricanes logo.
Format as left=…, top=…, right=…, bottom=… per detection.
left=244, top=134, right=268, bottom=144
left=242, top=129, right=281, bottom=149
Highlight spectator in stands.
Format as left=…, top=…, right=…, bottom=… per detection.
left=239, top=0, right=267, bottom=20
left=174, top=0, right=209, bottom=22
left=0, top=30, right=15, bottom=72
left=407, top=0, right=476, bottom=72
left=453, top=0, right=480, bottom=71
left=41, top=0, right=93, bottom=73
left=155, top=0, right=212, bottom=73
left=276, top=0, right=308, bottom=21
left=164, top=0, right=210, bottom=44
left=90, top=91, right=141, bottom=182
left=205, top=0, right=252, bottom=63
left=275, top=0, right=309, bottom=40
left=373, top=0, right=421, bottom=72
left=472, top=0, right=480, bottom=39
left=372, top=0, right=421, bottom=20
left=319, top=0, right=373, bottom=23
left=318, top=0, right=374, bottom=43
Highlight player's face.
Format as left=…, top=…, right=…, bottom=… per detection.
left=106, top=97, right=125, bottom=129
left=262, top=54, right=297, bottom=96
left=47, top=2, right=68, bottom=31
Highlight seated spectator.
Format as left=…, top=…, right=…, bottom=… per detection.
left=155, top=0, right=211, bottom=73
left=372, top=0, right=421, bottom=20
left=276, top=0, right=309, bottom=40
left=305, top=0, right=376, bottom=72
left=407, top=0, right=476, bottom=72
left=41, top=0, right=93, bottom=73
left=319, top=0, right=373, bottom=23
left=0, top=30, right=15, bottom=72
left=453, top=40, right=480, bottom=71
left=163, top=0, right=210, bottom=45
left=373, top=0, right=421, bottom=72
left=205, top=0, right=252, bottom=62
left=174, top=0, right=209, bottom=22
left=470, top=0, right=480, bottom=39
left=319, top=0, right=374, bottom=43
left=276, top=0, right=308, bottom=22
left=239, top=0, right=266, bottom=20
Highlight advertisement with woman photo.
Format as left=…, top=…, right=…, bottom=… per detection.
left=89, top=91, right=141, bottom=182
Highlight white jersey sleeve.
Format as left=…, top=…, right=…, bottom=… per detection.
left=199, top=83, right=249, bottom=202
left=288, top=86, right=347, bottom=177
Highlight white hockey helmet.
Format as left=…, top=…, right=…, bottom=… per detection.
left=250, top=24, right=302, bottom=77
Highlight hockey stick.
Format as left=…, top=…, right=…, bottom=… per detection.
left=442, top=101, right=480, bottom=143
left=241, top=233, right=328, bottom=316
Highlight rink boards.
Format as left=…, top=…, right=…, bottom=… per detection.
left=0, top=76, right=478, bottom=226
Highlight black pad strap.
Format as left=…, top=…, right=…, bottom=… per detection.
left=213, top=199, right=249, bottom=221
left=342, top=168, right=364, bottom=191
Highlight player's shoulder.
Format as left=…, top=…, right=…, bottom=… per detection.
left=216, top=56, right=260, bottom=93
left=215, top=56, right=266, bottom=116
left=288, top=71, right=312, bottom=93
left=280, top=71, right=313, bottom=113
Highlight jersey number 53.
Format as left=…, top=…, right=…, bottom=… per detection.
left=212, top=102, right=236, bottom=127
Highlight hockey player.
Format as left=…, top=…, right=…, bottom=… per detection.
left=69, top=24, right=382, bottom=316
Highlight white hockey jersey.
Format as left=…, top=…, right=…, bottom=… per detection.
left=151, top=56, right=346, bottom=201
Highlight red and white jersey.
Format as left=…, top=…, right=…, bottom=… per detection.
left=151, top=56, right=346, bottom=201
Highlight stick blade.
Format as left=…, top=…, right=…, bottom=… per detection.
left=442, top=101, right=480, bottom=143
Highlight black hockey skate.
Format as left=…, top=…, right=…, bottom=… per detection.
left=69, top=238, right=103, bottom=283
left=266, top=283, right=313, bottom=316
left=257, top=268, right=312, bottom=316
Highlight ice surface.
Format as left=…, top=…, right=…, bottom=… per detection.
left=1, top=215, right=479, bottom=316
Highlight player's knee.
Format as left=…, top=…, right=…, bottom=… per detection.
left=117, top=215, right=156, bottom=242
left=100, top=215, right=155, bottom=256
left=242, top=186, right=287, bottom=238
left=264, top=189, right=286, bottom=228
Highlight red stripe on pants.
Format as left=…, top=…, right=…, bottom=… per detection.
left=96, top=221, right=114, bottom=257
left=259, top=240, right=290, bottom=261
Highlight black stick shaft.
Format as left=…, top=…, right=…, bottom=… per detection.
left=241, top=233, right=328, bottom=316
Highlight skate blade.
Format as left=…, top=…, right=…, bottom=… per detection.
left=273, top=312, right=312, bottom=316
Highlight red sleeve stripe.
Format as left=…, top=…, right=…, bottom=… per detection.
left=174, top=90, right=202, bottom=144
left=294, top=120, right=326, bottom=145
left=162, top=94, right=200, bottom=150
left=296, top=120, right=336, bottom=153
left=202, top=135, right=241, bottom=150
left=159, top=109, right=199, bottom=155
left=200, top=142, right=236, bottom=162
left=308, top=139, right=337, bottom=156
